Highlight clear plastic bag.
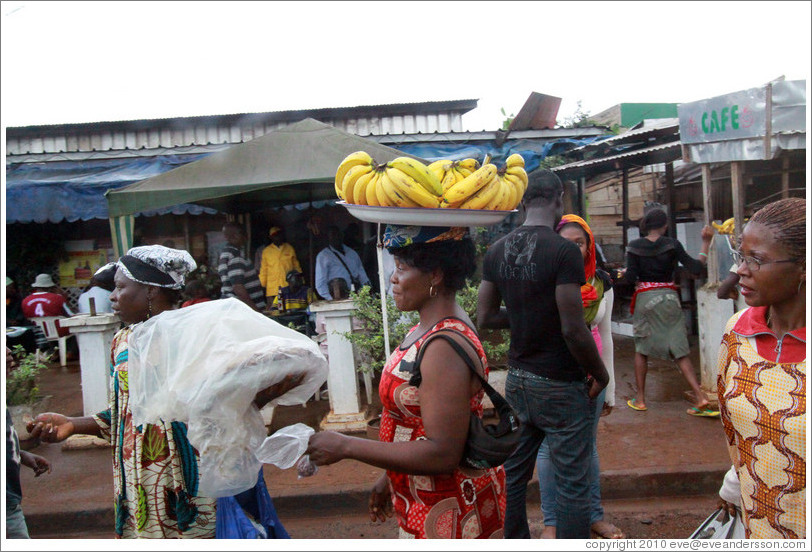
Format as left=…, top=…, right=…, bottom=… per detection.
left=255, top=423, right=318, bottom=479
left=127, top=298, right=328, bottom=497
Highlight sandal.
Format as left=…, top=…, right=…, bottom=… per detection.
left=626, top=398, right=647, bottom=411
left=687, top=405, right=720, bottom=418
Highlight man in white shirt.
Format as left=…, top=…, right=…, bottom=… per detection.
left=314, top=226, right=370, bottom=300
left=77, top=263, right=116, bottom=314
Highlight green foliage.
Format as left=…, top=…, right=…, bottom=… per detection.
left=343, top=280, right=510, bottom=374
left=6, top=346, right=51, bottom=406
left=558, top=100, right=595, bottom=128
left=343, top=286, right=418, bottom=374
left=538, top=155, right=569, bottom=169
left=500, top=107, right=515, bottom=131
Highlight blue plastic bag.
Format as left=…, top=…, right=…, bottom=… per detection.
left=215, top=470, right=290, bottom=539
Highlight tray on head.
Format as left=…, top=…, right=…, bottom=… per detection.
left=338, top=201, right=517, bottom=227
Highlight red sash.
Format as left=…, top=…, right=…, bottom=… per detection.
left=630, top=281, right=680, bottom=315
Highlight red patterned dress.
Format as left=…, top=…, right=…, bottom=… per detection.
left=378, top=317, right=507, bottom=539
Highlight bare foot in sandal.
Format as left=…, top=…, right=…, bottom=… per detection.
left=591, top=519, right=625, bottom=539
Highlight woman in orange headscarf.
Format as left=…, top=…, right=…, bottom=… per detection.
left=536, top=214, right=623, bottom=539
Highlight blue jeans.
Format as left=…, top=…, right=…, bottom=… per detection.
left=503, top=368, right=595, bottom=539
left=537, top=387, right=605, bottom=527
left=6, top=502, right=30, bottom=539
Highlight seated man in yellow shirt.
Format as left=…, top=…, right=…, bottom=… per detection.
left=259, top=227, right=302, bottom=307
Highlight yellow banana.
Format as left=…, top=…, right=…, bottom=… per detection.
left=341, top=164, right=373, bottom=204
left=388, top=157, right=443, bottom=196
left=455, top=165, right=473, bottom=178
left=442, top=164, right=499, bottom=206
left=459, top=173, right=502, bottom=210
left=347, top=169, right=376, bottom=205
left=385, top=167, right=441, bottom=208
left=381, top=171, right=419, bottom=207
left=365, top=170, right=383, bottom=206
left=441, top=168, right=458, bottom=193
left=456, top=158, right=480, bottom=173
left=502, top=173, right=525, bottom=209
left=506, top=166, right=528, bottom=191
left=483, top=177, right=508, bottom=210
left=335, top=151, right=374, bottom=199
left=428, top=160, right=452, bottom=183
left=712, top=221, right=725, bottom=233
left=505, top=153, right=525, bottom=169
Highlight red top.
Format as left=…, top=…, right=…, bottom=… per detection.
left=181, top=297, right=212, bottom=308
left=22, top=292, right=71, bottom=337
left=732, top=306, right=806, bottom=363
left=378, top=317, right=506, bottom=539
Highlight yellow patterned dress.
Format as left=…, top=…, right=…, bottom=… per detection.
left=92, top=325, right=217, bottom=538
left=716, top=307, right=806, bottom=539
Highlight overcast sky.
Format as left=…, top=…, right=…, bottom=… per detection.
left=1, top=1, right=810, bottom=132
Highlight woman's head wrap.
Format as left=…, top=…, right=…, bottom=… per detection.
left=381, top=225, right=468, bottom=251
left=117, top=245, right=196, bottom=289
left=556, top=214, right=602, bottom=316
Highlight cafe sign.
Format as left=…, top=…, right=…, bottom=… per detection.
left=678, top=86, right=767, bottom=144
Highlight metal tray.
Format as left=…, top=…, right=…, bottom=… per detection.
left=338, top=201, right=517, bottom=227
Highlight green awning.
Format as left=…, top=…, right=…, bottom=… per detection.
left=105, top=118, right=421, bottom=217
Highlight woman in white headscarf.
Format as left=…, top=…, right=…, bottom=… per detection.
left=28, top=245, right=299, bottom=538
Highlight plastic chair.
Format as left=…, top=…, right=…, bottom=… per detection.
left=32, top=316, right=75, bottom=367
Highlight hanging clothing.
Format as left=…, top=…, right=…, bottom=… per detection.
left=378, top=317, right=506, bottom=539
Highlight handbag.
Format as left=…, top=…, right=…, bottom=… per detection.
left=689, top=507, right=745, bottom=539
left=407, top=329, right=521, bottom=470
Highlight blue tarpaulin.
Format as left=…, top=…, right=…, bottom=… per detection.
left=6, top=135, right=606, bottom=224
left=6, top=154, right=217, bottom=223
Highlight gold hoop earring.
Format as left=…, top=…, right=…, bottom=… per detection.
left=147, top=296, right=153, bottom=319
left=429, top=285, right=438, bottom=298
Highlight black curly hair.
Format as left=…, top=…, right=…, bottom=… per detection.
left=391, top=238, right=476, bottom=292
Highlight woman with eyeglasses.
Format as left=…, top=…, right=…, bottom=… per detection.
left=716, top=197, right=806, bottom=539
left=620, top=207, right=718, bottom=416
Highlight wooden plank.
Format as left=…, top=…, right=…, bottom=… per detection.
left=731, top=162, right=745, bottom=244
left=622, top=168, right=629, bottom=250
left=781, top=155, right=790, bottom=199
left=701, top=164, right=713, bottom=224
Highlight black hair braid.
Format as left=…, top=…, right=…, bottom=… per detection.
left=747, top=197, right=806, bottom=267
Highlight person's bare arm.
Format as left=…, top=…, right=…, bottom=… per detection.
left=477, top=280, right=509, bottom=330
left=306, top=337, right=473, bottom=474
left=27, top=413, right=102, bottom=442
left=717, top=272, right=740, bottom=300
left=232, top=283, right=259, bottom=311
left=556, top=282, right=609, bottom=397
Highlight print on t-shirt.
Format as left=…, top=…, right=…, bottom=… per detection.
left=501, top=233, right=538, bottom=281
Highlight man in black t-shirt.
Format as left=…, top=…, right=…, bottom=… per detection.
left=478, top=169, right=609, bottom=539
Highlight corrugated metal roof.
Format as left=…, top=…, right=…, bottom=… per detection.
left=552, top=141, right=682, bottom=175
left=566, top=118, right=680, bottom=153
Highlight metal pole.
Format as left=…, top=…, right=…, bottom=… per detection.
left=701, top=164, right=718, bottom=284
left=731, top=162, right=745, bottom=244
left=376, top=223, right=391, bottom=360
left=666, top=162, right=676, bottom=238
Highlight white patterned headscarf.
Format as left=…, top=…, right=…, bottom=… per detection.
left=117, top=245, right=196, bottom=289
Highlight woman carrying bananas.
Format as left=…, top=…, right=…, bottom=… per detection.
left=621, top=207, right=718, bottom=416
left=306, top=225, right=506, bottom=539
left=536, top=214, right=624, bottom=539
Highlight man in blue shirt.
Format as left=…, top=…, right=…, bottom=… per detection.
left=314, top=226, right=370, bottom=300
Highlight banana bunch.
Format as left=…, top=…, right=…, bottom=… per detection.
left=335, top=152, right=443, bottom=208
left=438, top=153, right=527, bottom=210
left=712, top=217, right=735, bottom=234
left=334, top=151, right=528, bottom=211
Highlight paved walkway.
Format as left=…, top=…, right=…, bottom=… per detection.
left=13, top=334, right=731, bottom=538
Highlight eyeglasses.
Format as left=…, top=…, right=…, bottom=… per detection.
left=732, top=250, right=797, bottom=271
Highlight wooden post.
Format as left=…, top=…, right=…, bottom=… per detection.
left=621, top=168, right=629, bottom=251
left=764, top=82, right=773, bottom=160
left=701, top=165, right=713, bottom=225
left=665, top=162, right=676, bottom=238
left=701, top=164, right=719, bottom=284
left=781, top=155, right=790, bottom=199
left=578, top=176, right=587, bottom=218
left=731, top=162, right=745, bottom=244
